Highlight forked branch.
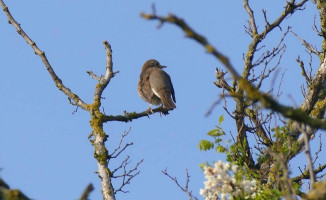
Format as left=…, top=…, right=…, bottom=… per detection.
left=162, top=168, right=198, bottom=200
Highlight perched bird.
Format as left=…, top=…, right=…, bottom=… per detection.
left=138, top=59, right=176, bottom=110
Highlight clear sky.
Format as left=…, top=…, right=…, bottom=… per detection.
left=0, top=1, right=325, bottom=200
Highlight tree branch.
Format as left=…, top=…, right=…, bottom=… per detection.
left=112, top=157, right=143, bottom=194
left=162, top=169, right=198, bottom=200
left=302, top=128, right=315, bottom=185
left=243, top=0, right=258, bottom=36
left=291, top=30, right=320, bottom=55
left=103, top=107, right=171, bottom=123
left=92, top=41, right=119, bottom=103
left=0, top=0, right=88, bottom=110
left=242, top=0, right=308, bottom=79
left=79, top=184, right=94, bottom=200
left=141, top=7, right=239, bottom=79
left=0, top=178, right=30, bottom=200
left=292, top=163, right=326, bottom=183
left=109, top=128, right=133, bottom=159
left=0, top=1, right=119, bottom=199
left=141, top=2, right=326, bottom=132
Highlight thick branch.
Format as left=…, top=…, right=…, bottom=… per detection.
left=0, top=178, right=30, bottom=200
left=103, top=107, right=171, bottom=123
left=87, top=42, right=116, bottom=200
left=239, top=76, right=326, bottom=130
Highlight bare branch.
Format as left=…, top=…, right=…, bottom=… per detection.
left=301, top=126, right=315, bottom=185
left=243, top=0, right=258, bottom=36
left=112, top=157, right=144, bottom=194
left=296, top=56, right=312, bottom=85
left=291, top=30, right=320, bottom=55
left=246, top=108, right=273, bottom=146
left=223, top=94, right=236, bottom=120
left=110, top=129, right=133, bottom=159
left=162, top=169, right=198, bottom=200
left=0, top=0, right=88, bottom=110
left=87, top=70, right=101, bottom=81
left=79, top=184, right=94, bottom=200
left=0, top=2, right=117, bottom=198
left=103, top=107, right=172, bottom=123
left=256, top=44, right=286, bottom=89
left=85, top=41, right=117, bottom=200
left=243, top=0, right=309, bottom=79
left=262, top=9, right=270, bottom=30
left=313, top=14, right=322, bottom=36
left=253, top=26, right=290, bottom=68
left=292, top=163, right=326, bottom=183
left=313, top=134, right=322, bottom=164
left=92, top=41, right=119, bottom=102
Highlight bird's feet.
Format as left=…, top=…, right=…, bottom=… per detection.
left=146, top=105, right=154, bottom=114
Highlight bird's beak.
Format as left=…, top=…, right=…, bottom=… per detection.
left=160, top=65, right=167, bottom=68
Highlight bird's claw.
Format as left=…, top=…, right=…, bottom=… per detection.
left=146, top=106, right=154, bottom=114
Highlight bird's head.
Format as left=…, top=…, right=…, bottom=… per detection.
left=142, top=59, right=167, bottom=71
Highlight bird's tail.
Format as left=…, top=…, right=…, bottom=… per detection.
left=160, top=91, right=176, bottom=110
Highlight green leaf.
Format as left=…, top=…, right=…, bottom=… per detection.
left=218, top=115, right=224, bottom=125
left=216, top=145, right=227, bottom=153
left=215, top=138, right=223, bottom=143
left=207, top=129, right=218, bottom=136
left=198, top=140, right=214, bottom=151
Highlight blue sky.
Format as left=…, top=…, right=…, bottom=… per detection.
left=0, top=1, right=325, bottom=200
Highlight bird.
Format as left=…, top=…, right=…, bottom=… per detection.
left=138, top=59, right=176, bottom=111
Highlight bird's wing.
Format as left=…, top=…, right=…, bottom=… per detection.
left=169, top=76, right=176, bottom=103
left=138, top=72, right=154, bottom=103
left=149, top=69, right=172, bottom=92
left=149, top=69, right=176, bottom=109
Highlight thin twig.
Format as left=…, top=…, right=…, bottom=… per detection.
left=291, top=30, right=320, bottom=55
left=296, top=56, right=311, bottom=85
left=162, top=168, right=198, bottom=200
left=112, top=157, right=144, bottom=194
left=87, top=71, right=101, bottom=81
left=110, top=129, right=133, bottom=159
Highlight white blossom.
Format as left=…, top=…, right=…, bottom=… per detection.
left=231, top=165, right=238, bottom=173
left=200, top=160, right=257, bottom=200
